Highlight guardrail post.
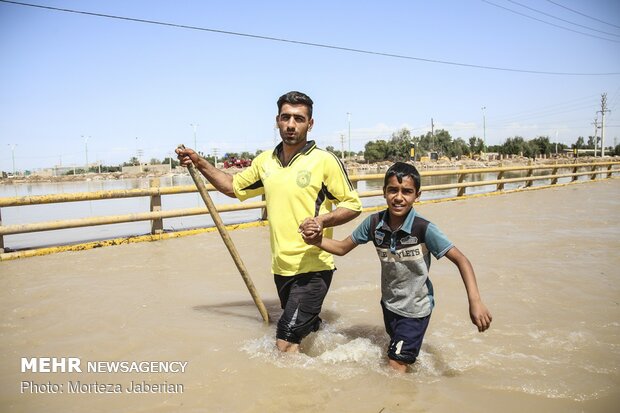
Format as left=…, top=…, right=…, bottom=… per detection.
left=0, top=208, right=4, bottom=253
left=608, top=164, right=614, bottom=178
left=572, top=163, right=579, bottom=182
left=590, top=165, right=598, bottom=180
left=551, top=165, right=559, bottom=185
left=150, top=179, right=163, bottom=234
left=457, top=165, right=466, bottom=197
left=261, top=194, right=268, bottom=221
left=525, top=160, right=534, bottom=187
left=496, top=162, right=505, bottom=191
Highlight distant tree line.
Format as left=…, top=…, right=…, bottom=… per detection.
left=356, top=128, right=620, bottom=163
left=67, top=130, right=620, bottom=175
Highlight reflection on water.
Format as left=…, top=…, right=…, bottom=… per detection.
left=0, top=169, right=590, bottom=250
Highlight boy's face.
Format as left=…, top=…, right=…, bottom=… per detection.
left=383, top=175, right=421, bottom=220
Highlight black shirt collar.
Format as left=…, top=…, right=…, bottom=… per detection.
left=273, top=140, right=316, bottom=167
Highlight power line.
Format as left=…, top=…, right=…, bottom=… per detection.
left=545, top=0, right=620, bottom=30
left=492, top=102, right=598, bottom=124
left=1, top=0, right=619, bottom=76
left=490, top=95, right=598, bottom=122
left=481, top=0, right=620, bottom=43
left=506, top=0, right=620, bottom=38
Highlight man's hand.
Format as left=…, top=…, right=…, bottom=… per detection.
left=175, top=147, right=200, bottom=168
left=174, top=146, right=235, bottom=197
left=299, top=217, right=322, bottom=245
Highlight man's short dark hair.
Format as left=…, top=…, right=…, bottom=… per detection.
left=383, top=162, right=421, bottom=192
left=277, top=91, right=314, bottom=119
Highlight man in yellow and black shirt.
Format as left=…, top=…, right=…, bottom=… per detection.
left=176, top=91, right=362, bottom=352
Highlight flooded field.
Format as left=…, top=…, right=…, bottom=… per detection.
left=1, top=179, right=618, bottom=412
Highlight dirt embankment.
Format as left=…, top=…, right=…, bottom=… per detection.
left=1, top=156, right=614, bottom=184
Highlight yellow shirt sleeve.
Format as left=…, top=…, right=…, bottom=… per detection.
left=322, top=152, right=362, bottom=212
left=232, top=154, right=266, bottom=201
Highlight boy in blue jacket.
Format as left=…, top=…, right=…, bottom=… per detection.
left=300, top=162, right=492, bottom=372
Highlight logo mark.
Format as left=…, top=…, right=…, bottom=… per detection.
left=374, top=231, right=385, bottom=245
left=401, top=235, right=418, bottom=245
left=296, top=170, right=311, bottom=188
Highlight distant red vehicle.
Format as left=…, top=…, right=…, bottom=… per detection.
left=223, top=157, right=252, bottom=168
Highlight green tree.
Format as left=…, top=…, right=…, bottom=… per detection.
left=449, top=138, right=470, bottom=158
left=587, top=135, right=597, bottom=149
left=101, top=165, right=121, bottom=172
left=413, top=132, right=433, bottom=155
left=162, top=157, right=180, bottom=168
left=223, top=152, right=239, bottom=162
left=432, top=130, right=453, bottom=156
left=388, top=128, right=413, bottom=161
left=203, top=155, right=217, bottom=165
left=123, top=157, right=140, bottom=166
left=326, top=145, right=343, bottom=158
left=486, top=144, right=502, bottom=153
left=364, top=140, right=389, bottom=163
left=469, top=137, right=484, bottom=154
left=573, top=136, right=585, bottom=150
left=522, top=141, right=539, bottom=158
left=530, top=136, right=552, bottom=156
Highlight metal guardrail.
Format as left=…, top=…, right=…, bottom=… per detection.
left=1, top=161, right=618, bottom=252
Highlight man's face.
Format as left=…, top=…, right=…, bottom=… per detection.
left=276, top=103, right=314, bottom=147
left=383, top=175, right=420, bottom=220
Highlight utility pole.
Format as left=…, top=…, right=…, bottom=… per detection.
left=340, top=134, right=345, bottom=163
left=598, top=93, right=610, bottom=157
left=190, top=123, right=199, bottom=152
left=481, top=106, right=487, bottom=150
left=82, top=135, right=91, bottom=172
left=8, top=144, right=17, bottom=175
left=430, top=118, right=435, bottom=153
left=592, top=117, right=599, bottom=157
left=135, top=137, right=143, bottom=172
left=212, top=148, right=219, bottom=167
left=347, top=112, right=351, bottom=160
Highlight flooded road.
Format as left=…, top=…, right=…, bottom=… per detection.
left=1, top=179, right=619, bottom=412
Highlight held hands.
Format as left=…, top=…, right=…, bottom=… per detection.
left=469, top=299, right=492, bottom=332
left=299, top=217, right=323, bottom=245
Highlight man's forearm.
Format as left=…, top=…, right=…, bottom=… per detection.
left=194, top=157, right=235, bottom=198
left=317, top=207, right=361, bottom=228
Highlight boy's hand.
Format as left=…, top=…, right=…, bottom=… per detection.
left=299, top=217, right=322, bottom=245
left=469, top=299, right=492, bottom=332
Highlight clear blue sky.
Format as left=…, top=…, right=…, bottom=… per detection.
left=1, top=0, right=619, bottom=171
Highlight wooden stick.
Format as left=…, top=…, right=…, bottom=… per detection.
left=179, top=145, right=269, bottom=323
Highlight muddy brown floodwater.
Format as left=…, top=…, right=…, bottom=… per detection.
left=1, top=179, right=619, bottom=412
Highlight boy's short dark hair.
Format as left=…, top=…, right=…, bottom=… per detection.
left=383, top=162, right=421, bottom=192
left=277, top=91, right=314, bottom=118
